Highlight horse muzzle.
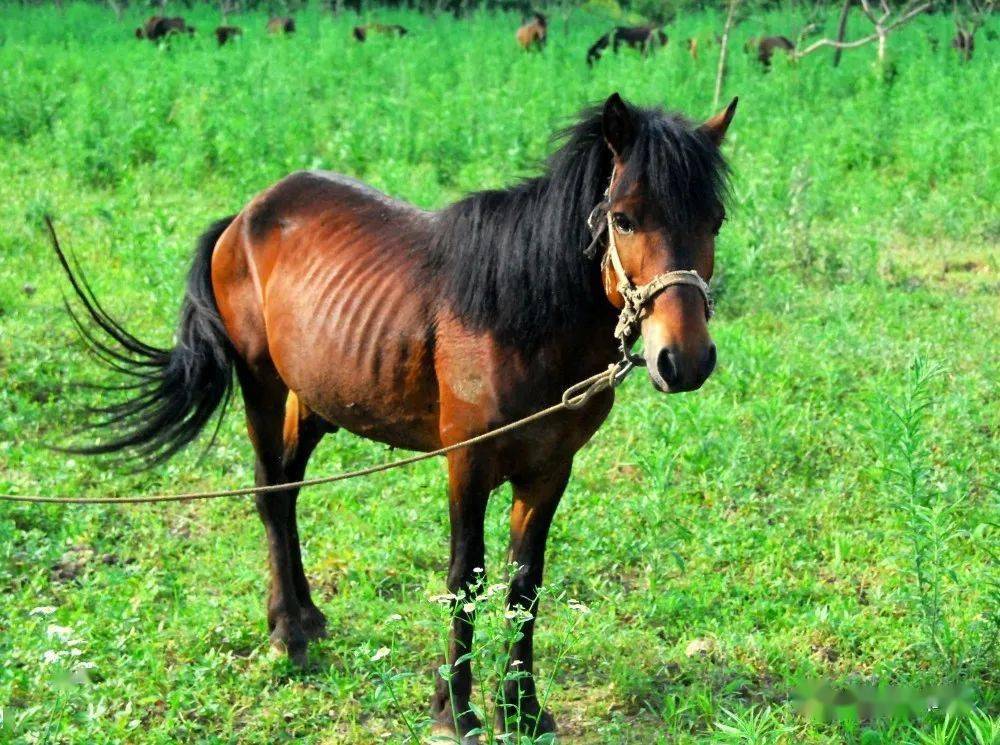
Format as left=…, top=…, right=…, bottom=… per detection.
left=645, top=341, right=717, bottom=393
left=640, top=288, right=717, bottom=393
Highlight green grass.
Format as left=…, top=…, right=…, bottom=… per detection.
left=1, top=3, right=998, bottom=743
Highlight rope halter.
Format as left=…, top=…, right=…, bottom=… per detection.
left=586, top=172, right=714, bottom=364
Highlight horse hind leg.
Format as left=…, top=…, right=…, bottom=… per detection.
left=237, top=362, right=319, bottom=666
left=281, top=392, right=334, bottom=641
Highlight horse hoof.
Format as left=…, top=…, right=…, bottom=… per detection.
left=429, top=722, right=481, bottom=744
left=300, top=605, right=328, bottom=640
left=269, top=625, right=309, bottom=667
left=430, top=700, right=483, bottom=744
left=535, top=708, right=557, bottom=735
left=496, top=705, right=557, bottom=736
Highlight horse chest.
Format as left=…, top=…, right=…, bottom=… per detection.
left=434, top=315, right=618, bottom=473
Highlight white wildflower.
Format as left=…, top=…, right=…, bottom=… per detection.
left=462, top=602, right=477, bottom=614
left=46, top=624, right=73, bottom=640
left=30, top=606, right=57, bottom=616
left=371, top=646, right=391, bottom=662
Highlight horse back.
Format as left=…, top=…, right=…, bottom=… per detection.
left=211, top=171, right=442, bottom=451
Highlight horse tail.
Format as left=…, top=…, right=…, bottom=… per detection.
left=52, top=215, right=238, bottom=465
left=586, top=33, right=609, bottom=66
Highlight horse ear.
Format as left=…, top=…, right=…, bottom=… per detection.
left=700, top=97, right=738, bottom=146
left=602, top=93, right=634, bottom=159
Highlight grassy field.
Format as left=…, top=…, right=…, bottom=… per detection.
left=1, top=3, right=998, bottom=743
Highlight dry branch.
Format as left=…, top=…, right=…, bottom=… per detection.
left=713, top=0, right=743, bottom=110
left=793, top=0, right=931, bottom=60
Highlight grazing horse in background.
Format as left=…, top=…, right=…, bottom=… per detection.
left=687, top=37, right=699, bottom=59
left=748, top=35, right=794, bottom=68
left=55, top=92, right=736, bottom=741
left=516, top=12, right=548, bottom=51
left=586, top=26, right=667, bottom=66
left=267, top=17, right=296, bottom=35
left=135, top=16, right=195, bottom=42
left=214, top=25, right=242, bottom=46
left=352, top=23, right=409, bottom=42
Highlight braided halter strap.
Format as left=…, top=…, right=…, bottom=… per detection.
left=597, top=208, right=714, bottom=353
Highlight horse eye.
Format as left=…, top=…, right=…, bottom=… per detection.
left=612, top=212, right=634, bottom=234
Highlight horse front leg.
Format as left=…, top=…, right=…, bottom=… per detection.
left=430, top=449, right=493, bottom=743
left=497, top=460, right=572, bottom=737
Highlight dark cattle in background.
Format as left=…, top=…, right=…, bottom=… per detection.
left=135, top=16, right=195, bottom=42
left=352, top=23, right=409, bottom=42
left=215, top=25, right=243, bottom=46
left=586, top=26, right=667, bottom=66
left=749, top=35, right=794, bottom=68
left=267, top=17, right=296, bottom=34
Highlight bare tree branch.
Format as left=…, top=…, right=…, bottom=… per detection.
left=713, top=0, right=742, bottom=110
left=794, top=1, right=932, bottom=58
left=957, top=0, right=996, bottom=34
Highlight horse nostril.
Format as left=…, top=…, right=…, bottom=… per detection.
left=704, top=344, right=717, bottom=376
left=656, top=347, right=680, bottom=387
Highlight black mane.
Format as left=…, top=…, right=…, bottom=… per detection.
left=424, top=100, right=728, bottom=346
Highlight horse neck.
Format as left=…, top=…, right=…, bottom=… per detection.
left=428, top=166, right=619, bottom=367
left=485, top=175, right=620, bottom=370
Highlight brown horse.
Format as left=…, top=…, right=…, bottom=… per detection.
left=215, top=25, right=243, bottom=46
left=135, top=16, right=195, bottom=42
left=352, top=23, right=409, bottom=42
left=267, top=16, right=296, bottom=35
left=516, top=12, right=547, bottom=51
left=57, top=93, right=736, bottom=741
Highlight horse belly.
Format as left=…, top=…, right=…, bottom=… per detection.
left=263, top=242, right=441, bottom=452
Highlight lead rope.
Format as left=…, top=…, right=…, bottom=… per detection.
left=0, top=356, right=635, bottom=505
